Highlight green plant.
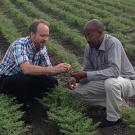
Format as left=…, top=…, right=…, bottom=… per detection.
left=48, top=107, right=98, bottom=135
left=42, top=83, right=98, bottom=135
left=0, top=94, right=27, bottom=135
left=0, top=13, right=21, bottom=43
left=120, top=107, right=135, bottom=130
left=0, top=0, right=32, bottom=35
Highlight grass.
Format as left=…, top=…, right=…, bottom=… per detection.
left=120, top=107, right=135, bottom=131
left=0, top=94, right=27, bottom=135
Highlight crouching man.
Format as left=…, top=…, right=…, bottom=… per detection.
left=67, top=19, right=135, bottom=128
left=0, top=19, right=71, bottom=103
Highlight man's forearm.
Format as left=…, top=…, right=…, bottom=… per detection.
left=20, top=61, right=55, bottom=75
left=86, top=66, right=119, bottom=81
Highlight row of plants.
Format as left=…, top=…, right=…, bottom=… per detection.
left=57, top=0, right=130, bottom=33
left=0, top=0, right=32, bottom=35
left=10, top=0, right=86, bottom=51
left=78, top=0, right=135, bottom=21
left=77, top=0, right=134, bottom=34
left=0, top=13, right=21, bottom=43
left=29, top=0, right=87, bottom=30
left=46, top=0, right=99, bottom=21
left=79, top=0, right=135, bottom=26
left=95, top=0, right=135, bottom=14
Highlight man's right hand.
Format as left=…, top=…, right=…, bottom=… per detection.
left=53, top=63, right=71, bottom=74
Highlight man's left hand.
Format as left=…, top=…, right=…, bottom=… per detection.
left=71, top=70, right=87, bottom=80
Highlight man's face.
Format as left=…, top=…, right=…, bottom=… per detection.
left=31, top=23, right=49, bottom=49
left=85, top=31, right=102, bottom=48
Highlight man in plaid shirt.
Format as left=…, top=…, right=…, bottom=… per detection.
left=0, top=19, right=71, bottom=103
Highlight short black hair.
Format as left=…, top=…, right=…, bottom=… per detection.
left=83, top=19, right=104, bottom=36
left=29, top=19, right=49, bottom=33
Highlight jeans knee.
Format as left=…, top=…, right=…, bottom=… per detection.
left=50, top=77, right=58, bottom=88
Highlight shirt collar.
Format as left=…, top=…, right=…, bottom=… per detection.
left=27, top=36, right=38, bottom=52
left=98, top=34, right=107, bottom=51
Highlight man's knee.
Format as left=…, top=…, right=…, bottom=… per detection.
left=43, top=76, right=58, bottom=89
left=105, top=78, right=121, bottom=93
left=51, top=77, right=58, bottom=87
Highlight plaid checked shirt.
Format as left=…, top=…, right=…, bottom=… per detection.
left=0, top=36, right=52, bottom=76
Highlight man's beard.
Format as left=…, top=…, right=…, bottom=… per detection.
left=34, top=41, right=45, bottom=49
left=88, top=41, right=101, bottom=49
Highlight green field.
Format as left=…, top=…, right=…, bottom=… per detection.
left=0, top=0, right=135, bottom=134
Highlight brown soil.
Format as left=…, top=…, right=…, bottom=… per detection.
left=24, top=99, right=63, bottom=135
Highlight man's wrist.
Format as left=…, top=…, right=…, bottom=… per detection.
left=71, top=76, right=79, bottom=83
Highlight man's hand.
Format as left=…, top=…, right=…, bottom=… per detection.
left=67, top=77, right=76, bottom=90
left=71, top=70, right=87, bottom=80
left=53, top=63, right=71, bottom=74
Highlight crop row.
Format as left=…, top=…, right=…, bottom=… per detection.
left=78, top=0, right=135, bottom=26
left=54, top=0, right=130, bottom=33
left=10, top=0, right=86, bottom=50
left=93, top=0, right=135, bottom=14
left=29, top=0, right=87, bottom=30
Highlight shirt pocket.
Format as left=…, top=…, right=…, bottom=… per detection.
left=99, top=53, right=108, bottom=69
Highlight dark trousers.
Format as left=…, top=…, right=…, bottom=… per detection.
left=0, top=73, right=58, bottom=103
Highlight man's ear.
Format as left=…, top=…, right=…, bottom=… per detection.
left=98, top=31, right=103, bottom=37
left=30, top=32, right=35, bottom=37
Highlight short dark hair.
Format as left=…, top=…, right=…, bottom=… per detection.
left=83, top=19, right=104, bottom=36
left=29, top=19, right=49, bottom=33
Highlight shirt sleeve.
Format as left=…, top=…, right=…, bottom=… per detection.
left=87, top=41, right=122, bottom=81
left=13, top=43, right=29, bottom=66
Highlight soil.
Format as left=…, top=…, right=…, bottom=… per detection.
left=24, top=99, right=63, bottom=135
